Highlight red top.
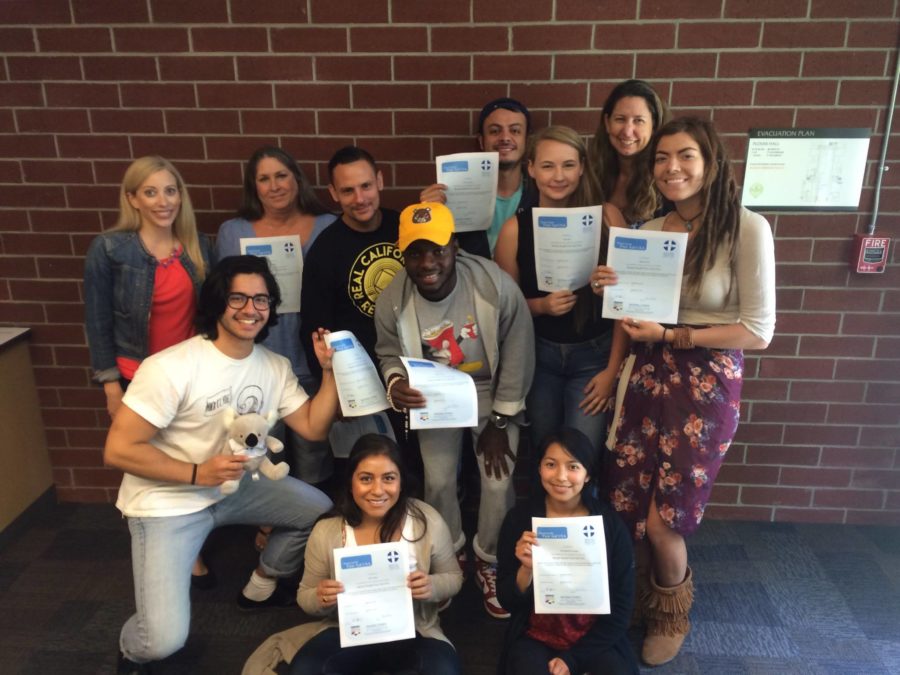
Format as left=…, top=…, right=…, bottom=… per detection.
left=116, top=250, right=196, bottom=381
left=525, top=611, right=598, bottom=651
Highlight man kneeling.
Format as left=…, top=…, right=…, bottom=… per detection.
left=106, top=255, right=338, bottom=671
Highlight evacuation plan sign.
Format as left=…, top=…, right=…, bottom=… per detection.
left=741, top=128, right=870, bottom=211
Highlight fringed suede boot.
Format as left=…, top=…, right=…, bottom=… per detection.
left=641, top=566, right=693, bottom=666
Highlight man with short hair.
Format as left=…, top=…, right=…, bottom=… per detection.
left=299, top=146, right=401, bottom=449
left=375, top=202, right=535, bottom=619
left=301, top=146, right=403, bottom=374
left=107, top=255, right=337, bottom=673
left=421, top=97, right=535, bottom=257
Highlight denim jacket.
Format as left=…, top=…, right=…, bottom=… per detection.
left=83, top=230, right=213, bottom=383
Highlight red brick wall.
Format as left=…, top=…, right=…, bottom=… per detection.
left=1, top=1, right=898, bottom=524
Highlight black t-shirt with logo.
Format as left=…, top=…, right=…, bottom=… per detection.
left=301, top=208, right=401, bottom=380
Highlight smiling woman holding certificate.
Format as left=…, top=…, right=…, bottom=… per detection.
left=495, top=126, right=629, bottom=454
left=216, top=146, right=337, bottom=487
left=497, top=428, right=638, bottom=675
left=281, top=434, right=463, bottom=675
left=606, top=117, right=775, bottom=666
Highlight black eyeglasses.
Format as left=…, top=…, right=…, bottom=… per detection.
left=227, top=293, right=271, bottom=310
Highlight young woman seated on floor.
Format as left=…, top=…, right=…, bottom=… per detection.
left=244, top=433, right=463, bottom=675
left=496, top=428, right=639, bottom=675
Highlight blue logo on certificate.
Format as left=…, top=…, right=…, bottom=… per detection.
left=330, top=338, right=354, bottom=351
left=341, top=554, right=373, bottom=569
left=441, top=160, right=468, bottom=172
left=662, top=240, right=678, bottom=257
left=536, top=526, right=568, bottom=539
left=283, top=241, right=296, bottom=254
left=481, top=159, right=493, bottom=172
left=537, top=216, right=567, bottom=229
left=583, top=524, right=595, bottom=538
left=408, top=360, right=436, bottom=368
left=615, top=237, right=647, bottom=251
left=581, top=214, right=594, bottom=228
left=386, top=550, right=400, bottom=564
left=245, top=244, right=273, bottom=255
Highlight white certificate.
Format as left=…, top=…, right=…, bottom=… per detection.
left=325, top=330, right=389, bottom=418
left=240, top=235, right=303, bottom=314
left=436, top=152, right=498, bottom=233
left=531, top=516, right=609, bottom=615
left=602, top=227, right=687, bottom=324
left=334, top=541, right=415, bottom=647
left=400, top=356, right=478, bottom=430
left=532, top=206, right=603, bottom=292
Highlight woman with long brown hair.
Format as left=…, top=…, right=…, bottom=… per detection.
left=243, top=434, right=463, bottom=675
left=590, top=79, right=670, bottom=226
left=606, top=117, right=775, bottom=666
left=216, top=146, right=337, bottom=487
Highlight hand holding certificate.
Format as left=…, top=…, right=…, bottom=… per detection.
left=531, top=515, right=610, bottom=614
left=601, top=227, right=688, bottom=324
left=532, top=206, right=603, bottom=292
left=436, top=152, right=499, bottom=233
left=400, top=357, right=478, bottom=429
left=334, top=541, right=415, bottom=647
left=325, top=330, right=389, bottom=417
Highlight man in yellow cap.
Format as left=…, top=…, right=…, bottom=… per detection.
left=374, top=202, right=535, bottom=619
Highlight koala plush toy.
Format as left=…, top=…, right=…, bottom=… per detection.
left=219, top=408, right=289, bottom=495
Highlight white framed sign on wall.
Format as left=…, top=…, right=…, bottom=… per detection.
left=741, top=128, right=870, bottom=211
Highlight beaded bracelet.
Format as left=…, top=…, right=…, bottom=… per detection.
left=673, top=326, right=695, bottom=350
left=385, top=375, right=405, bottom=413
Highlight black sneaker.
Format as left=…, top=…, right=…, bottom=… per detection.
left=117, top=651, right=151, bottom=674
left=236, top=582, right=297, bottom=612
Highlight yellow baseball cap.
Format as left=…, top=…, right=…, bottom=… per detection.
left=398, top=202, right=455, bottom=252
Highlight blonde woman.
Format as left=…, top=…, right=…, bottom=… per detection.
left=85, top=157, right=213, bottom=589
left=494, top=126, right=628, bottom=453
left=85, top=156, right=212, bottom=419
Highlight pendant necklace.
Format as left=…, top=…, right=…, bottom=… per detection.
left=674, top=208, right=702, bottom=232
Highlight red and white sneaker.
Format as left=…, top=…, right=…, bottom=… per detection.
left=475, top=558, right=509, bottom=619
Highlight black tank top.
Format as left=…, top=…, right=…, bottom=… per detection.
left=515, top=208, right=613, bottom=344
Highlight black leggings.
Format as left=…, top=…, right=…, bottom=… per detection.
left=290, top=628, right=461, bottom=675
left=507, top=634, right=637, bottom=675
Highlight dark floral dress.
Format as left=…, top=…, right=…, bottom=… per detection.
left=607, top=341, right=743, bottom=540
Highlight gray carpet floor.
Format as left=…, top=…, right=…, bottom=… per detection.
left=0, top=503, right=898, bottom=674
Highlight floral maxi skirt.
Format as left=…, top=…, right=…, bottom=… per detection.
left=607, top=341, right=744, bottom=540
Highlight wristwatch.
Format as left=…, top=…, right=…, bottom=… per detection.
left=489, top=412, right=509, bottom=430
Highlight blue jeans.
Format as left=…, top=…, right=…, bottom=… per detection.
left=527, top=334, right=612, bottom=454
left=120, top=474, right=332, bottom=663
left=290, top=627, right=461, bottom=675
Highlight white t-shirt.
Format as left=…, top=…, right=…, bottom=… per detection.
left=343, top=508, right=421, bottom=572
left=117, top=335, right=309, bottom=517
